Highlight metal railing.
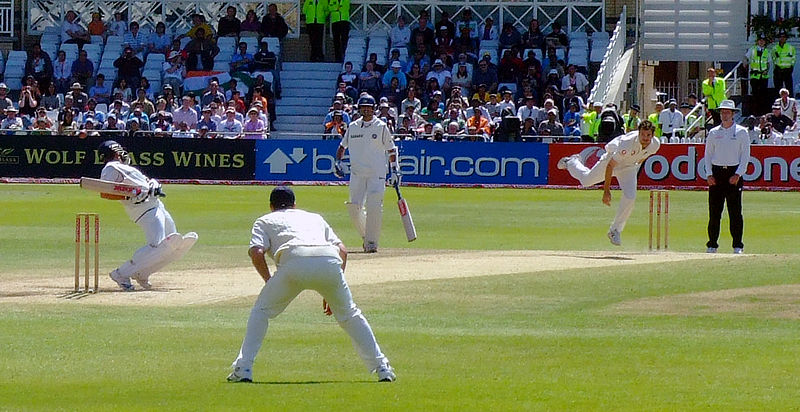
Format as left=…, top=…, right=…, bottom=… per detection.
left=752, top=0, right=800, bottom=19
left=0, top=0, right=12, bottom=36
left=588, top=6, right=625, bottom=105
left=679, top=61, right=745, bottom=141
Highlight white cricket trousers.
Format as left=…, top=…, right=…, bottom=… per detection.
left=116, top=201, right=177, bottom=277
left=233, top=246, right=390, bottom=373
left=348, top=174, right=386, bottom=246
left=566, top=155, right=639, bottom=233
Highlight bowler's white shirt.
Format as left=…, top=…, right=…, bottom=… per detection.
left=341, top=117, right=395, bottom=177
left=605, top=131, right=661, bottom=170
left=704, top=123, right=751, bottom=176
left=100, top=160, right=160, bottom=221
left=250, top=209, right=341, bottom=262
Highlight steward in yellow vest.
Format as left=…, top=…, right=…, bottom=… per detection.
left=773, top=31, right=796, bottom=95
left=303, top=0, right=329, bottom=61
left=329, top=0, right=350, bottom=62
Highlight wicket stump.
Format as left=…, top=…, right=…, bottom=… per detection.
left=648, top=190, right=669, bottom=250
left=75, top=213, right=100, bottom=293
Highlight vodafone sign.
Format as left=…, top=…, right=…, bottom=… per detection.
left=549, top=143, right=800, bottom=189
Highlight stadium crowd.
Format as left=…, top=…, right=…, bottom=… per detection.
left=1, top=6, right=288, bottom=138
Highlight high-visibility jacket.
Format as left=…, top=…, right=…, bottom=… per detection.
left=773, top=42, right=796, bottom=69
left=581, top=111, right=599, bottom=139
left=647, top=112, right=662, bottom=137
left=749, top=45, right=771, bottom=79
left=303, top=0, right=329, bottom=24
left=702, top=77, right=726, bottom=109
left=328, top=0, right=350, bottom=23
left=622, top=113, right=640, bottom=132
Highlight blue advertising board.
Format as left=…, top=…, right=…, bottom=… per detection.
left=255, top=140, right=549, bottom=185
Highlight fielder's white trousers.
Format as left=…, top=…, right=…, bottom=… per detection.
left=116, top=201, right=177, bottom=278
left=566, top=155, right=638, bottom=233
left=348, top=174, right=386, bottom=246
left=233, top=246, right=390, bottom=374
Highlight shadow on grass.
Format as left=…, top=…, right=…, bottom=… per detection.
left=237, top=380, right=375, bottom=385
left=545, top=254, right=635, bottom=261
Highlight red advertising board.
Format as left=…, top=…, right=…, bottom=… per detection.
left=548, top=143, right=800, bottom=189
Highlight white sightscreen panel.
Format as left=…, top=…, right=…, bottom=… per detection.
left=641, top=0, right=747, bottom=61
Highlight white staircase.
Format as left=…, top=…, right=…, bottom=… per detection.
left=273, top=62, right=341, bottom=138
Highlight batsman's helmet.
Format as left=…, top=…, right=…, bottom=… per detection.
left=357, top=95, right=376, bottom=108
left=98, top=140, right=129, bottom=163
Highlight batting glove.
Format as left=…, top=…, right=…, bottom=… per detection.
left=334, top=160, right=345, bottom=178
left=388, top=169, right=402, bottom=186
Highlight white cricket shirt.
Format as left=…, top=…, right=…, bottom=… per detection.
left=340, top=117, right=395, bottom=177
left=250, top=208, right=342, bottom=263
left=605, top=130, right=661, bottom=170
left=100, top=161, right=161, bottom=222
left=704, top=123, right=751, bottom=176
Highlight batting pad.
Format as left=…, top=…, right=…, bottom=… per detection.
left=137, top=232, right=199, bottom=277
left=116, top=233, right=184, bottom=278
left=346, top=202, right=366, bottom=238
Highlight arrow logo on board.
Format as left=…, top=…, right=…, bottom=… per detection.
left=263, top=149, right=293, bottom=173
left=290, top=148, right=306, bottom=163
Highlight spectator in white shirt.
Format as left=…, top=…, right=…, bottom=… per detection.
left=62, top=10, right=91, bottom=47
left=658, top=99, right=685, bottom=142
left=774, top=87, right=798, bottom=122
left=560, top=64, right=589, bottom=96
left=52, top=50, right=73, bottom=94
left=390, top=16, right=411, bottom=49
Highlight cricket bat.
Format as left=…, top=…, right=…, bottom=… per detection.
left=80, top=177, right=142, bottom=198
left=393, top=182, right=417, bottom=242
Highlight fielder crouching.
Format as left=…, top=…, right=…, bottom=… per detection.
left=557, top=120, right=660, bottom=246
left=97, top=140, right=198, bottom=291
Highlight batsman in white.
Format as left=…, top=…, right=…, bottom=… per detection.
left=334, top=95, right=400, bottom=253
left=557, top=120, right=660, bottom=246
left=227, top=186, right=395, bottom=383
left=98, top=140, right=198, bottom=291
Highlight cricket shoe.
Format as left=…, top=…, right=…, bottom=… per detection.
left=227, top=367, right=252, bottom=383
left=109, top=269, right=135, bottom=291
left=377, top=365, right=396, bottom=382
left=706, top=247, right=718, bottom=253
left=607, top=229, right=621, bottom=246
left=363, top=241, right=378, bottom=253
left=733, top=247, right=744, bottom=254
left=557, top=154, right=579, bottom=170
left=131, top=273, right=152, bottom=290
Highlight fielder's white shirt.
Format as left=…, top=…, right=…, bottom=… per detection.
left=605, top=131, right=661, bottom=170
left=340, top=117, right=395, bottom=177
left=658, top=109, right=685, bottom=134
left=250, top=209, right=341, bottom=263
left=100, top=160, right=161, bottom=221
left=704, top=123, right=751, bottom=176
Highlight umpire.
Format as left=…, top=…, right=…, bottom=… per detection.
left=704, top=100, right=750, bottom=254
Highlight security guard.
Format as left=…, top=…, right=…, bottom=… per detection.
left=772, top=31, right=796, bottom=94
left=701, top=67, right=726, bottom=127
left=622, top=104, right=641, bottom=133
left=329, top=0, right=350, bottom=63
left=746, top=35, right=772, bottom=114
left=303, top=0, right=329, bottom=61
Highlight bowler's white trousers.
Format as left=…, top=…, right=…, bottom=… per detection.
left=233, top=246, right=390, bottom=373
left=566, top=155, right=639, bottom=233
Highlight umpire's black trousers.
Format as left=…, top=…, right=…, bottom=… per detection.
left=707, top=165, right=744, bottom=249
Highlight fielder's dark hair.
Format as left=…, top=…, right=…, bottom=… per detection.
left=638, top=119, right=656, bottom=132
left=270, top=186, right=295, bottom=209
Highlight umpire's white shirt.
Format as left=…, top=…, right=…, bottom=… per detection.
left=704, top=123, right=751, bottom=177
left=100, top=161, right=161, bottom=222
left=604, top=130, right=661, bottom=170
left=340, top=117, right=395, bottom=177
left=250, top=209, right=342, bottom=264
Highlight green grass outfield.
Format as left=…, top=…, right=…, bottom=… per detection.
left=1, top=184, right=799, bottom=410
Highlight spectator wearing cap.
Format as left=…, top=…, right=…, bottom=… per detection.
left=497, top=89, right=516, bottom=114
left=173, top=96, right=198, bottom=129
left=148, top=22, right=173, bottom=56
left=535, top=98, right=557, bottom=125
left=658, top=99, right=684, bottom=141
left=114, top=46, right=145, bottom=90
left=197, top=106, right=217, bottom=131
left=451, top=62, right=473, bottom=92
left=746, top=35, right=771, bottom=115
left=218, top=108, right=243, bottom=137
left=162, top=51, right=186, bottom=93
left=324, top=99, right=351, bottom=124
left=217, top=6, right=241, bottom=37
left=122, top=21, right=147, bottom=59
left=1, top=107, right=23, bottom=131
left=390, top=16, right=411, bottom=49
left=243, top=107, right=268, bottom=139
left=382, top=61, right=408, bottom=89
left=185, top=27, right=219, bottom=71
left=62, top=10, right=91, bottom=47
left=0, top=84, right=12, bottom=118
left=622, top=104, right=641, bottom=133
left=261, top=3, right=290, bottom=40
left=152, top=110, right=174, bottom=133
left=516, top=95, right=539, bottom=123
left=538, top=108, right=564, bottom=136
left=86, top=12, right=103, bottom=36
left=765, top=101, right=794, bottom=134
left=471, top=58, right=498, bottom=94
left=88, top=74, right=111, bottom=105
left=465, top=107, right=490, bottom=141
left=69, top=83, right=89, bottom=113
left=128, top=105, right=151, bottom=131
left=231, top=42, right=255, bottom=74
left=194, top=124, right=210, bottom=138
